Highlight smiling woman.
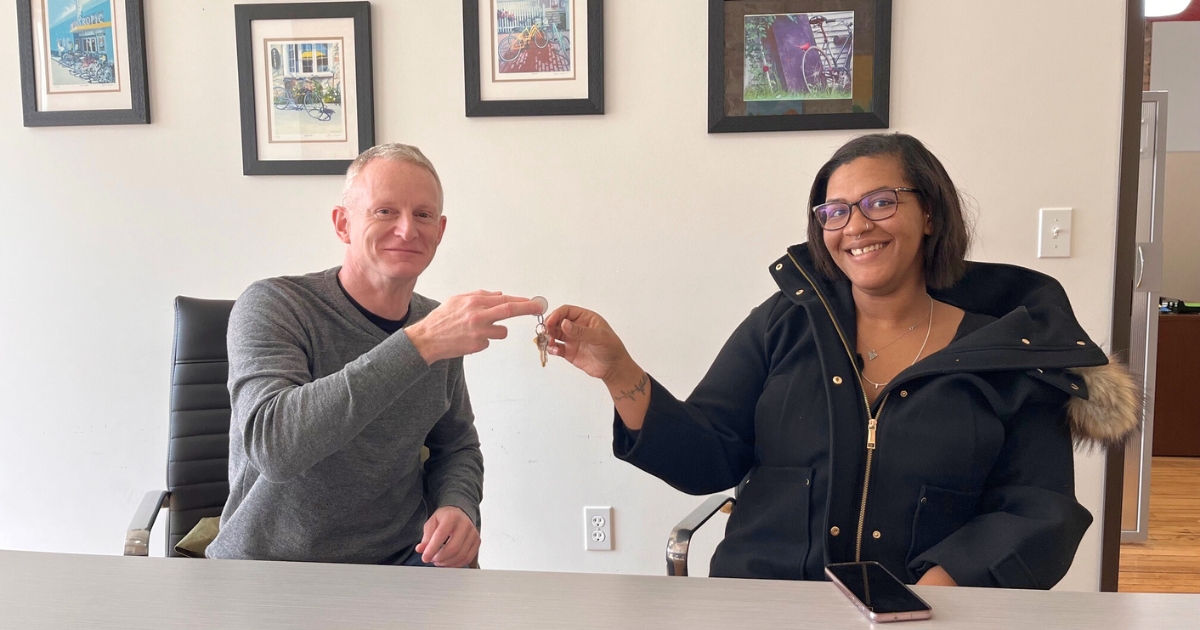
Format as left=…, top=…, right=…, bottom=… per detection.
left=807, top=134, right=971, bottom=292
left=540, top=132, right=1140, bottom=589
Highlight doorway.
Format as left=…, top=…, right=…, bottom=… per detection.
left=1105, top=1, right=1200, bottom=594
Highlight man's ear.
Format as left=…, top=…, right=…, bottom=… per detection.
left=436, top=214, right=447, bottom=246
left=332, top=206, right=352, bottom=245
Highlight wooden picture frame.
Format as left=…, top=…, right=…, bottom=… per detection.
left=16, top=0, right=150, bottom=126
left=463, top=0, right=604, bottom=117
left=709, top=0, right=892, bottom=133
left=235, top=2, right=375, bottom=176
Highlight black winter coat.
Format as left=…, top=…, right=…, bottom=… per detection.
left=615, top=246, right=1139, bottom=588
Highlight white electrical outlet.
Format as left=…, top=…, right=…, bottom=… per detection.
left=585, top=506, right=612, bottom=551
left=1038, top=208, right=1072, bottom=258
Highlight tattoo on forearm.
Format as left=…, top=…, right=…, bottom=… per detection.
left=613, top=373, right=650, bottom=403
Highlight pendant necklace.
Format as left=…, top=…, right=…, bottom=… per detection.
left=861, top=295, right=934, bottom=391
left=861, top=296, right=932, bottom=361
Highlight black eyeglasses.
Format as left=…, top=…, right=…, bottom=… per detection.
left=813, top=187, right=920, bottom=231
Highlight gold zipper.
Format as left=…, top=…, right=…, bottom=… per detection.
left=787, top=252, right=888, bottom=562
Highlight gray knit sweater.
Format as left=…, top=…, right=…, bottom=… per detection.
left=206, top=268, right=483, bottom=563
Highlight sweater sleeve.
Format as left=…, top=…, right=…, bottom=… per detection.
left=612, top=295, right=780, bottom=495
left=227, top=281, right=434, bottom=483
left=908, top=398, right=1093, bottom=588
left=423, top=361, right=484, bottom=525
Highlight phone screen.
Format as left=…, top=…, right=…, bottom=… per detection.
left=825, top=562, right=931, bottom=615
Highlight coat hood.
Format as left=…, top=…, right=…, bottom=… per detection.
left=774, top=245, right=1140, bottom=447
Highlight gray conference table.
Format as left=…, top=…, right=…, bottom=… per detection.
left=2, top=550, right=1197, bottom=629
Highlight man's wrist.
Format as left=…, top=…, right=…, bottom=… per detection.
left=438, top=502, right=478, bottom=527
left=405, top=323, right=439, bottom=365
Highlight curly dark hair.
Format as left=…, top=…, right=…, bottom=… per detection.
left=805, top=133, right=972, bottom=290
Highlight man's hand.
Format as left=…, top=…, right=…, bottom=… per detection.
left=415, top=506, right=480, bottom=567
left=406, top=291, right=545, bottom=364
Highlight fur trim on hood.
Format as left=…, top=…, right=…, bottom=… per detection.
left=1067, top=359, right=1141, bottom=448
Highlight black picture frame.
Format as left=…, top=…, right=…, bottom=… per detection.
left=708, top=0, right=892, bottom=133
left=463, top=0, right=604, bottom=117
left=235, top=2, right=375, bottom=176
left=16, top=0, right=150, bottom=127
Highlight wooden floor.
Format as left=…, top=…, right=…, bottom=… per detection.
left=1119, top=457, right=1200, bottom=593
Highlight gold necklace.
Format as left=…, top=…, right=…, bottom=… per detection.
left=860, top=295, right=934, bottom=391
left=860, top=295, right=932, bottom=361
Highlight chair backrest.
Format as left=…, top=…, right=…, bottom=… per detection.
left=167, top=297, right=235, bottom=556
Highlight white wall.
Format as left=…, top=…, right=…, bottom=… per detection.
left=1150, top=21, right=1200, bottom=300
left=1151, top=21, right=1200, bottom=152
left=0, top=1, right=1128, bottom=591
left=1161, top=152, right=1200, bottom=300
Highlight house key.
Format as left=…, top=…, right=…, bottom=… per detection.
left=531, top=296, right=549, bottom=367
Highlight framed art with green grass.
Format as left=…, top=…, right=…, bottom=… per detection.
left=708, top=0, right=891, bottom=133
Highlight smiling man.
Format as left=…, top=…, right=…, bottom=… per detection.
left=206, top=144, right=543, bottom=567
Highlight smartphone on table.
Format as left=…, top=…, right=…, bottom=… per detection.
left=825, top=561, right=933, bottom=623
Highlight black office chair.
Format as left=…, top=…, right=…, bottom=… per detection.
left=123, top=296, right=451, bottom=562
left=665, top=477, right=749, bottom=576
left=125, top=297, right=234, bottom=557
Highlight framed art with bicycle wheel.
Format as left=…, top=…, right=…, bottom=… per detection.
left=16, top=0, right=150, bottom=127
left=463, top=0, right=604, bottom=117
left=235, top=2, right=375, bottom=176
left=709, top=0, right=891, bottom=133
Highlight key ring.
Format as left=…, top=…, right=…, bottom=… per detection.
left=531, top=296, right=549, bottom=367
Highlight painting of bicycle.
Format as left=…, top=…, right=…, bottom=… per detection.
left=492, top=0, right=574, bottom=81
left=265, top=39, right=347, bottom=143
left=744, top=11, right=854, bottom=102
left=42, top=0, right=120, bottom=92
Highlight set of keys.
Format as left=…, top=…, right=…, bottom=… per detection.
left=531, top=296, right=549, bottom=367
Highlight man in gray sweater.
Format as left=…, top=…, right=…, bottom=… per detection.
left=206, top=144, right=542, bottom=567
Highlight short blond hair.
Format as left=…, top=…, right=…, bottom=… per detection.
left=342, top=143, right=443, bottom=206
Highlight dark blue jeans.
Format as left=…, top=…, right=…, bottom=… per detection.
left=383, top=545, right=436, bottom=567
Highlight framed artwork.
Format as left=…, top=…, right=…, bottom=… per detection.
left=235, top=2, right=375, bottom=176
left=16, top=0, right=150, bottom=127
left=463, top=0, right=604, bottom=117
left=708, top=0, right=892, bottom=133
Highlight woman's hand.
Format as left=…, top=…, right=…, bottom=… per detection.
left=543, top=305, right=636, bottom=383
left=544, top=305, right=651, bottom=430
left=915, top=565, right=958, bottom=586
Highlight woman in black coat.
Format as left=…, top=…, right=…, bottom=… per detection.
left=543, top=133, right=1139, bottom=588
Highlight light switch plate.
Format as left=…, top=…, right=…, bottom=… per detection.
left=1038, top=208, right=1072, bottom=258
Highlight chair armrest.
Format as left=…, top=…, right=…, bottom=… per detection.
left=666, top=494, right=734, bottom=577
left=124, top=490, right=169, bottom=556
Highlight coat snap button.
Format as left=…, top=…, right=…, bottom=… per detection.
left=1076, top=341, right=1086, bottom=346
left=872, top=530, right=881, bottom=539
left=900, top=390, right=908, bottom=398
left=920, top=497, right=927, bottom=504
left=830, top=526, right=841, bottom=536
left=805, top=478, right=811, bottom=486
left=1037, top=368, right=1044, bottom=373
left=832, top=376, right=843, bottom=385
left=796, top=289, right=805, bottom=296
left=775, top=263, right=783, bottom=270
left=1021, top=338, right=1031, bottom=345
left=1071, top=383, right=1080, bottom=390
